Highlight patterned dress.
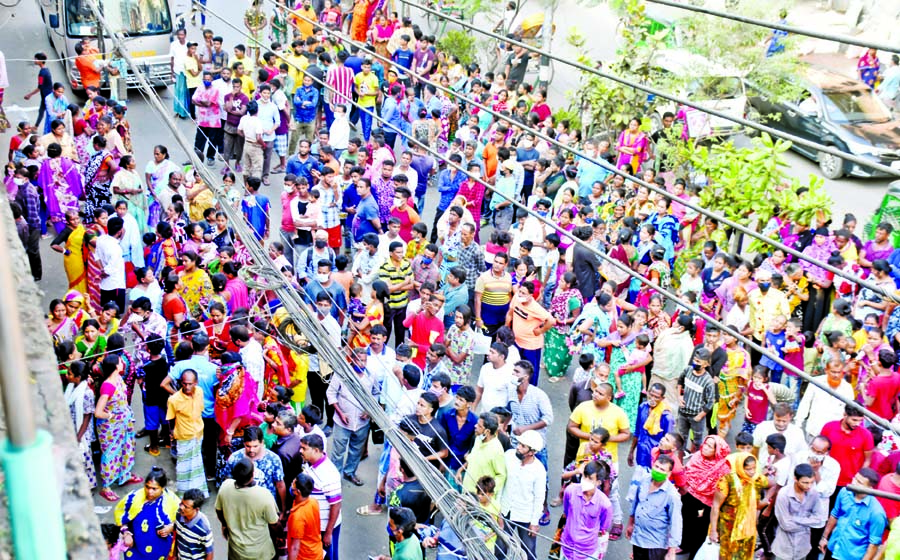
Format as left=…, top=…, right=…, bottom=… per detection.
left=96, top=375, right=136, bottom=488
left=445, top=325, right=475, bottom=386
left=65, top=381, right=96, bottom=488
left=715, top=472, right=769, bottom=560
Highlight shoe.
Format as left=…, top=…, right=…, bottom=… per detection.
left=539, top=510, right=551, bottom=526
left=271, top=165, right=285, bottom=174
left=235, top=164, right=243, bottom=173
left=144, top=444, right=160, bottom=457
left=356, top=505, right=384, bottom=515
left=206, top=158, right=216, bottom=166
left=343, top=473, right=364, bottom=486
left=263, top=176, right=271, bottom=186
left=136, top=429, right=148, bottom=438
left=549, top=497, right=562, bottom=508
left=323, top=426, right=333, bottom=437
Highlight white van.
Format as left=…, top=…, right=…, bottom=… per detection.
left=650, top=49, right=748, bottom=139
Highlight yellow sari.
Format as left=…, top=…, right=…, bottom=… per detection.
left=179, top=269, right=213, bottom=320
left=64, top=225, right=87, bottom=295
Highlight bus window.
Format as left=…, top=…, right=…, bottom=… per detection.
left=66, top=0, right=172, bottom=37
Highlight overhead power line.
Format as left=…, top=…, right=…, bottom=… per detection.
left=202, top=0, right=900, bottom=440
left=644, top=0, right=900, bottom=54
left=269, top=0, right=898, bottom=304
left=398, top=0, right=900, bottom=179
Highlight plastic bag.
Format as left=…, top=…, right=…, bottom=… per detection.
left=472, top=329, right=492, bottom=355
left=693, top=539, right=720, bottom=560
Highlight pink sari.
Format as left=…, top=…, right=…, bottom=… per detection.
left=615, top=130, right=649, bottom=173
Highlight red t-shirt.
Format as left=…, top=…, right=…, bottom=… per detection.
left=866, top=372, right=900, bottom=420
left=877, top=475, right=900, bottom=520
left=402, top=312, right=445, bottom=368
left=391, top=206, right=420, bottom=242
left=820, top=420, right=874, bottom=487
left=745, top=383, right=769, bottom=425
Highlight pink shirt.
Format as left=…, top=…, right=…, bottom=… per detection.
left=192, top=86, right=222, bottom=128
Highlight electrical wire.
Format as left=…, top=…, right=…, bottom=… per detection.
left=261, top=0, right=899, bottom=305
left=396, top=0, right=900, bottom=179
left=643, top=0, right=899, bottom=54
left=87, top=2, right=524, bottom=559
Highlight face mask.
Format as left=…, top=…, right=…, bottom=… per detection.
left=315, top=271, right=331, bottom=283
left=518, top=294, right=529, bottom=303
left=650, top=469, right=669, bottom=483
left=315, top=240, right=327, bottom=249
left=393, top=198, right=403, bottom=207
left=692, top=362, right=703, bottom=371
left=203, top=80, right=212, bottom=88
left=317, top=305, right=332, bottom=316
left=758, top=282, right=771, bottom=292
left=585, top=218, right=593, bottom=224
left=580, top=478, right=596, bottom=493
left=352, top=364, right=365, bottom=374
left=514, top=450, right=526, bottom=461
left=537, top=210, right=548, bottom=218
left=428, top=387, right=442, bottom=396
left=509, top=377, right=522, bottom=389
left=521, top=140, right=533, bottom=149
left=422, top=257, right=433, bottom=265
left=14, top=178, right=26, bottom=186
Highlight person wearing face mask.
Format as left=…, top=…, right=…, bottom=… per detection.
left=626, top=455, right=681, bottom=560
left=506, top=282, right=555, bottom=383
left=303, top=261, right=346, bottom=322
left=497, top=429, right=547, bottom=560
left=297, top=230, right=336, bottom=282
left=559, top=459, right=613, bottom=560
left=327, top=346, right=376, bottom=487
left=793, top=436, right=841, bottom=560
left=748, top=269, right=790, bottom=362
left=675, top=347, right=717, bottom=453
left=191, top=70, right=223, bottom=166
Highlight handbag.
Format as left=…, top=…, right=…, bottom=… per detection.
left=693, top=539, right=720, bottom=560
left=601, top=257, right=630, bottom=285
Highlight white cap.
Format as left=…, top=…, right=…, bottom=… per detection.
left=517, top=429, right=544, bottom=452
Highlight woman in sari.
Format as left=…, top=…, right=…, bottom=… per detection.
left=75, top=318, right=108, bottom=365
left=85, top=208, right=109, bottom=310
left=65, top=361, right=96, bottom=489
left=39, top=119, right=77, bottom=161
left=144, top=145, right=179, bottom=229
left=349, top=280, right=387, bottom=349
left=350, top=0, right=375, bottom=41
left=646, top=197, right=680, bottom=263
left=858, top=48, right=881, bottom=88
left=83, top=136, right=118, bottom=224
left=96, top=115, right=128, bottom=163
left=222, top=261, right=250, bottom=313
left=177, top=251, right=212, bottom=320
left=681, top=435, right=732, bottom=558
left=51, top=212, right=89, bottom=295
left=95, top=353, right=140, bottom=501
left=715, top=260, right=757, bottom=317
left=147, top=221, right=179, bottom=275
left=860, top=222, right=894, bottom=270
left=114, top=467, right=179, bottom=559
left=717, top=330, right=750, bottom=437
left=38, top=143, right=83, bottom=233
left=700, top=253, right=731, bottom=318
left=111, top=104, right=133, bottom=154
left=602, top=314, right=642, bottom=428
left=66, top=103, right=93, bottom=165
left=205, top=301, right=233, bottom=361
left=215, top=352, right=264, bottom=470
left=369, top=11, right=393, bottom=63
left=62, top=289, right=90, bottom=328
left=710, top=453, right=769, bottom=560
left=673, top=216, right=728, bottom=284
left=615, top=117, right=649, bottom=174
left=646, top=293, right=671, bottom=341
left=636, top=245, right=671, bottom=308
left=47, top=298, right=79, bottom=345
left=97, top=301, right=121, bottom=337
left=802, top=227, right=839, bottom=333
left=253, top=320, right=290, bottom=402
left=111, top=155, right=148, bottom=234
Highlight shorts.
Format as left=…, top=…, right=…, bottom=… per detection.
left=145, top=404, right=165, bottom=431
left=326, top=225, right=342, bottom=248
left=274, top=134, right=288, bottom=157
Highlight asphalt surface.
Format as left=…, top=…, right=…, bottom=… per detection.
left=1, top=0, right=894, bottom=558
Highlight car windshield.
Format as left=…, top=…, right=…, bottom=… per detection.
left=821, top=88, right=892, bottom=124
left=66, top=0, right=172, bottom=38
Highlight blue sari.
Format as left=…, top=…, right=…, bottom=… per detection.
left=115, top=488, right=179, bottom=560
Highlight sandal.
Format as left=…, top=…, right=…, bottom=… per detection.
left=99, top=489, right=119, bottom=502
left=539, top=510, right=551, bottom=526
left=356, top=505, right=384, bottom=516
left=145, top=446, right=160, bottom=457
left=549, top=497, right=563, bottom=508
left=126, top=474, right=144, bottom=485
left=610, top=523, right=623, bottom=541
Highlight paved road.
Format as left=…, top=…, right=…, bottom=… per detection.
left=1, top=0, right=891, bottom=557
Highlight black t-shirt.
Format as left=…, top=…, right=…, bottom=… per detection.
left=38, top=67, right=53, bottom=97
left=405, top=414, right=447, bottom=468
left=506, top=52, right=529, bottom=87
left=143, top=357, right=171, bottom=408
left=573, top=244, right=601, bottom=302
left=392, top=479, right=433, bottom=524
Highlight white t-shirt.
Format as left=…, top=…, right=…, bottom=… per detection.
left=237, top=114, right=264, bottom=145
left=752, top=421, right=806, bottom=467
left=169, top=40, right=188, bottom=74
left=476, top=361, right=515, bottom=413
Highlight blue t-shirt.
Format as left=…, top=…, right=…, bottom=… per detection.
left=759, top=330, right=786, bottom=373
left=241, top=193, right=270, bottom=241
left=392, top=49, right=414, bottom=73
left=38, top=67, right=54, bottom=97
left=345, top=55, right=364, bottom=75
left=353, top=194, right=381, bottom=241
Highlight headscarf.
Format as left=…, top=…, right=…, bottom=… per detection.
left=684, top=435, right=731, bottom=506
left=726, top=452, right=765, bottom=541
left=63, top=290, right=84, bottom=305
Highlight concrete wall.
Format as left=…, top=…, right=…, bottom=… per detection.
left=0, top=207, right=106, bottom=559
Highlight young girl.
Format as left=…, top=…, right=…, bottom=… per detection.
left=348, top=282, right=366, bottom=334
left=781, top=318, right=805, bottom=405
left=615, top=333, right=651, bottom=399
left=678, top=258, right=704, bottom=297
left=743, top=366, right=777, bottom=435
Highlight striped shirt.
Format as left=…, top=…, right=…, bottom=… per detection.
left=676, top=368, right=716, bottom=416
left=326, top=65, right=354, bottom=106
left=506, top=385, right=554, bottom=444
left=318, top=184, right=341, bottom=229
left=475, top=270, right=513, bottom=326
left=379, top=258, right=413, bottom=309
left=173, top=512, right=214, bottom=560
left=303, top=454, right=343, bottom=531
left=457, top=242, right=485, bottom=290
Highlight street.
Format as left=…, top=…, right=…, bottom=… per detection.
left=0, top=0, right=894, bottom=557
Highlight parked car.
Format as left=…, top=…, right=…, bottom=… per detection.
left=746, top=67, right=900, bottom=179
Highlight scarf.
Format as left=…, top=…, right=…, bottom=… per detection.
left=64, top=380, right=88, bottom=436
left=643, top=400, right=670, bottom=436
left=684, top=435, right=731, bottom=506
left=728, top=452, right=763, bottom=541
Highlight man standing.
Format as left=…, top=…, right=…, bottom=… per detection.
left=299, top=434, right=342, bottom=560
left=498, top=430, right=547, bottom=560
left=748, top=269, right=790, bottom=354
left=475, top=252, right=513, bottom=338
left=772, top=463, right=827, bottom=560
left=403, top=296, right=445, bottom=370
left=287, top=473, right=323, bottom=560
left=95, top=216, right=126, bottom=312
left=15, top=169, right=42, bottom=281
left=215, top=457, right=279, bottom=560
left=560, top=459, right=613, bottom=560
left=354, top=59, right=379, bottom=140
left=351, top=180, right=382, bottom=244
left=457, top=224, right=483, bottom=307
left=224, top=426, right=287, bottom=513
left=820, top=469, right=887, bottom=560
left=380, top=241, right=413, bottom=342
left=328, top=347, right=378, bottom=486
left=626, top=454, right=682, bottom=560
left=506, top=281, right=555, bottom=383
left=255, top=84, right=280, bottom=185
left=752, top=403, right=807, bottom=467
left=238, top=100, right=265, bottom=178
left=223, top=77, right=249, bottom=173
left=474, top=342, right=515, bottom=413
left=166, top=369, right=207, bottom=496
left=629, top=383, right=673, bottom=470
left=325, top=50, right=354, bottom=129
left=191, top=70, right=223, bottom=166
left=231, top=326, right=265, bottom=400
left=568, top=381, right=631, bottom=464
left=819, top=407, right=874, bottom=492
left=795, top=360, right=856, bottom=439
left=24, top=52, right=52, bottom=130
left=794, top=436, right=841, bottom=560
left=271, top=410, right=304, bottom=494
left=172, top=489, right=215, bottom=560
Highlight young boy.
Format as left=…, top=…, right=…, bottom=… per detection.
left=241, top=176, right=271, bottom=241
left=651, top=432, right=685, bottom=489
left=329, top=104, right=350, bottom=156
left=676, top=347, right=716, bottom=452
left=405, top=222, right=428, bottom=260
left=141, top=335, right=169, bottom=456
left=541, top=233, right=560, bottom=308
left=759, top=314, right=788, bottom=383
left=734, top=430, right=754, bottom=453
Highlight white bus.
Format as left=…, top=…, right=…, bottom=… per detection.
left=41, top=0, right=175, bottom=90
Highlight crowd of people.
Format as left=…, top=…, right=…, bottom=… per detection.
left=7, top=2, right=900, bottom=560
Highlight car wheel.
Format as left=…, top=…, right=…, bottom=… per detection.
left=818, top=150, right=844, bottom=179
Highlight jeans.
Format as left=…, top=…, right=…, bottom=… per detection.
left=279, top=229, right=295, bottom=268
left=496, top=516, right=537, bottom=560
left=194, top=126, right=222, bottom=160
left=25, top=227, right=42, bottom=281
left=676, top=412, right=707, bottom=451
left=384, top=131, right=398, bottom=151
left=323, top=522, right=341, bottom=560
left=331, top=423, right=369, bottom=477
left=358, top=108, right=373, bottom=140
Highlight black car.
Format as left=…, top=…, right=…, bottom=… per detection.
left=746, top=67, right=900, bottom=179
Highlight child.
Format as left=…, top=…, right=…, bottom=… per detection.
left=781, top=318, right=805, bottom=404
left=329, top=104, right=350, bottom=156
left=332, top=254, right=354, bottom=298
left=103, top=523, right=130, bottom=560
left=743, top=366, right=777, bottom=435
left=676, top=347, right=716, bottom=452
left=759, top=314, right=788, bottom=383
left=222, top=171, right=240, bottom=209
left=668, top=178, right=689, bottom=224
left=473, top=476, right=501, bottom=549
left=734, top=431, right=754, bottom=453
left=678, top=258, right=704, bottom=297
left=268, top=241, right=290, bottom=270
left=241, top=175, right=271, bottom=241
left=405, top=222, right=428, bottom=260
left=348, top=282, right=366, bottom=328
left=526, top=183, right=547, bottom=212
left=258, top=402, right=283, bottom=448
left=572, top=352, right=596, bottom=386
left=615, top=333, right=651, bottom=399
left=141, top=334, right=168, bottom=457
left=541, top=233, right=560, bottom=309
left=297, top=404, right=326, bottom=440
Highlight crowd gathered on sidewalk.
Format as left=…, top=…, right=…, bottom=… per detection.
left=7, top=2, right=900, bottom=560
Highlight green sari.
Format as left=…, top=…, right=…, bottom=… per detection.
left=543, top=288, right=584, bottom=378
